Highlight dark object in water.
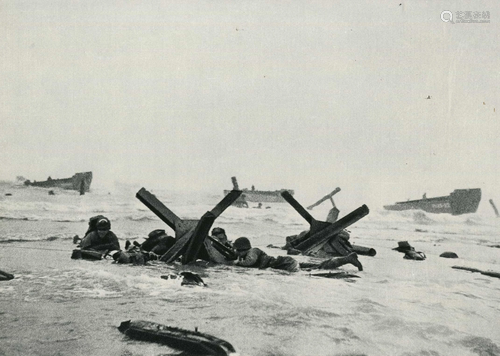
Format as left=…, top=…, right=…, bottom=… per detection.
left=71, top=249, right=103, bottom=260
left=310, top=271, right=360, bottom=279
left=440, top=252, right=458, bottom=258
left=48, top=190, right=55, bottom=195
left=403, top=251, right=426, bottom=260
left=5, top=193, right=12, bottom=196
left=384, top=188, right=481, bottom=215
left=351, top=245, right=377, bottom=256
left=489, top=199, right=500, bottom=217
left=160, top=272, right=207, bottom=286
left=0, top=269, right=14, bottom=281
left=452, top=266, right=500, bottom=279
left=118, top=320, right=236, bottom=356
left=393, top=241, right=426, bottom=260
left=223, top=176, right=294, bottom=203
left=393, top=241, right=413, bottom=253
left=24, top=172, right=92, bottom=193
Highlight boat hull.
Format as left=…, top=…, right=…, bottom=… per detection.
left=223, top=189, right=294, bottom=203
left=119, top=320, right=235, bottom=356
left=24, top=172, right=92, bottom=192
left=384, top=188, right=481, bottom=215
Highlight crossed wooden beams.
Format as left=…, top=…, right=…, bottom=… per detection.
left=281, top=191, right=369, bottom=256
left=306, top=187, right=341, bottom=210
left=136, top=188, right=241, bottom=265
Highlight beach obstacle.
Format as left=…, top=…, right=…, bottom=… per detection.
left=307, top=187, right=342, bottom=223
left=136, top=188, right=241, bottom=264
left=281, top=191, right=370, bottom=256
left=307, top=187, right=341, bottom=210
left=489, top=199, right=500, bottom=217
left=229, top=176, right=248, bottom=208
left=452, top=266, right=500, bottom=279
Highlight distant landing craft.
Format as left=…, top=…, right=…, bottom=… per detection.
left=384, top=188, right=481, bottom=215
left=223, top=177, right=294, bottom=203
left=24, top=172, right=93, bottom=193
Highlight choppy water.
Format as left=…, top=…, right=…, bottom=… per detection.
left=0, top=182, right=499, bottom=356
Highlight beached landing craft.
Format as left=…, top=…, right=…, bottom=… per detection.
left=384, top=188, right=481, bottom=215
left=223, top=176, right=294, bottom=203
left=23, top=171, right=93, bottom=193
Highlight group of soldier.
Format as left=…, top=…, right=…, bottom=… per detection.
left=76, top=214, right=363, bottom=273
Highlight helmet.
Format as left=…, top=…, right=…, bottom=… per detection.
left=233, top=237, right=251, bottom=251
left=148, top=229, right=167, bottom=239
left=211, top=227, right=225, bottom=236
left=96, top=218, right=111, bottom=230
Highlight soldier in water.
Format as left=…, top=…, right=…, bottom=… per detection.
left=233, top=237, right=363, bottom=273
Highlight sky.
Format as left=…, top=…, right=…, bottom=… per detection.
left=1, top=0, right=499, bottom=212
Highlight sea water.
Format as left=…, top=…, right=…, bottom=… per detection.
left=0, top=182, right=499, bottom=356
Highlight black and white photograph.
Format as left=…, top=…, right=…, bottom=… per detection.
left=1, top=1, right=499, bottom=355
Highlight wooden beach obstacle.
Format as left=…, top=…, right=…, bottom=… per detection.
left=307, top=187, right=341, bottom=223
left=281, top=191, right=370, bottom=257
left=136, top=188, right=241, bottom=264
left=307, top=187, right=341, bottom=210
left=489, top=199, right=499, bottom=217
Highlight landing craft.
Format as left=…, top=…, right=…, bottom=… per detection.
left=223, top=176, right=294, bottom=203
left=384, top=188, right=481, bottom=215
left=24, top=171, right=93, bottom=193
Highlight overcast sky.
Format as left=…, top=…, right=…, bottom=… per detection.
left=1, top=0, right=499, bottom=210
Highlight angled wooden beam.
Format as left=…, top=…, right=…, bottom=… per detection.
left=281, top=190, right=369, bottom=255
left=137, top=187, right=242, bottom=265
left=182, top=212, right=216, bottom=264
left=210, top=190, right=242, bottom=217
left=136, top=188, right=181, bottom=231
left=296, top=205, right=369, bottom=253
left=281, top=191, right=315, bottom=225
left=307, top=187, right=341, bottom=210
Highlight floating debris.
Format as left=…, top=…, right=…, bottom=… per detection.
left=118, top=320, right=236, bottom=356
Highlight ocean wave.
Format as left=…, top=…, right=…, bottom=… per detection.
left=123, top=215, right=158, bottom=222
left=460, top=336, right=500, bottom=356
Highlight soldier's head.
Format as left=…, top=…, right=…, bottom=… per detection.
left=96, top=218, right=110, bottom=237
left=211, top=227, right=228, bottom=243
left=233, top=237, right=251, bottom=257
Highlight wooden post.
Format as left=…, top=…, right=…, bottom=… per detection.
left=306, top=188, right=341, bottom=210
left=281, top=191, right=315, bottom=225
left=231, top=176, right=239, bottom=190
left=489, top=199, right=500, bottom=217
